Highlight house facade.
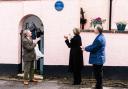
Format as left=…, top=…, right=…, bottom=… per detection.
left=0, top=0, right=128, bottom=79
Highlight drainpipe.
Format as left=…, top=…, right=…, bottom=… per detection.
left=109, top=0, right=113, bottom=30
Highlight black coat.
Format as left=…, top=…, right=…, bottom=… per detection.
left=65, top=35, right=83, bottom=72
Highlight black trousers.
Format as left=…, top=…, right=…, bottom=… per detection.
left=93, top=64, right=103, bottom=89
left=73, top=69, right=81, bottom=84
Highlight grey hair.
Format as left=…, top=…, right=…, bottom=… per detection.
left=95, top=25, right=103, bottom=34
left=73, top=28, right=80, bottom=35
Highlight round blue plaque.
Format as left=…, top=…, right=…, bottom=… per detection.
left=55, top=1, right=64, bottom=11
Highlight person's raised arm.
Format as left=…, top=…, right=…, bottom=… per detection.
left=64, top=35, right=71, bottom=48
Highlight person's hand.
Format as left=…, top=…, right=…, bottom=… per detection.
left=81, top=46, right=85, bottom=51
left=33, top=38, right=40, bottom=44
left=64, top=35, right=68, bottom=40
left=33, top=40, right=38, bottom=44
left=36, top=37, right=41, bottom=42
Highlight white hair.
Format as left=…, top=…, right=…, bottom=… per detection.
left=95, top=25, right=103, bottom=30
left=73, top=28, right=80, bottom=35
left=95, top=25, right=103, bottom=33
left=22, top=29, right=31, bottom=37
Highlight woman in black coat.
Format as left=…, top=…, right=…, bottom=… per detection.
left=64, top=28, right=84, bottom=85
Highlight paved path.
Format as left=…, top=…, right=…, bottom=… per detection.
left=0, top=80, right=126, bottom=89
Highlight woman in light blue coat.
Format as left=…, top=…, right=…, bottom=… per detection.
left=84, top=25, right=106, bottom=89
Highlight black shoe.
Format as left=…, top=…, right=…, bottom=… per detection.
left=72, top=82, right=81, bottom=85
left=95, top=87, right=103, bottom=89
left=72, top=83, right=80, bottom=85
left=91, top=86, right=103, bottom=89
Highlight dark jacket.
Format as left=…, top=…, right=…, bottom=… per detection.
left=22, top=37, right=36, bottom=62
left=85, top=34, right=106, bottom=65
left=65, top=35, right=83, bottom=72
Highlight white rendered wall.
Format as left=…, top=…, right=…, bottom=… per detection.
left=0, top=2, right=23, bottom=64
left=0, top=0, right=128, bottom=67
left=80, top=0, right=110, bottom=30
left=0, top=0, right=80, bottom=65
left=81, top=32, right=128, bottom=66
left=80, top=0, right=128, bottom=30
left=112, top=0, right=128, bottom=30
left=41, top=0, right=80, bottom=65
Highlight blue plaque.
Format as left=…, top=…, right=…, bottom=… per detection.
left=55, top=1, right=64, bottom=11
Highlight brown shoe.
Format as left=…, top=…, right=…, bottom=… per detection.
left=29, top=79, right=38, bottom=82
left=24, top=81, right=29, bottom=85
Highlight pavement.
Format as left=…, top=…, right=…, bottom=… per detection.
left=0, top=74, right=127, bottom=89
left=0, top=80, right=127, bottom=89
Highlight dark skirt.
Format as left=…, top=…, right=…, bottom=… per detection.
left=68, top=48, right=84, bottom=72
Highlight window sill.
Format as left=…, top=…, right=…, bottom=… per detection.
left=81, top=29, right=128, bottom=34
